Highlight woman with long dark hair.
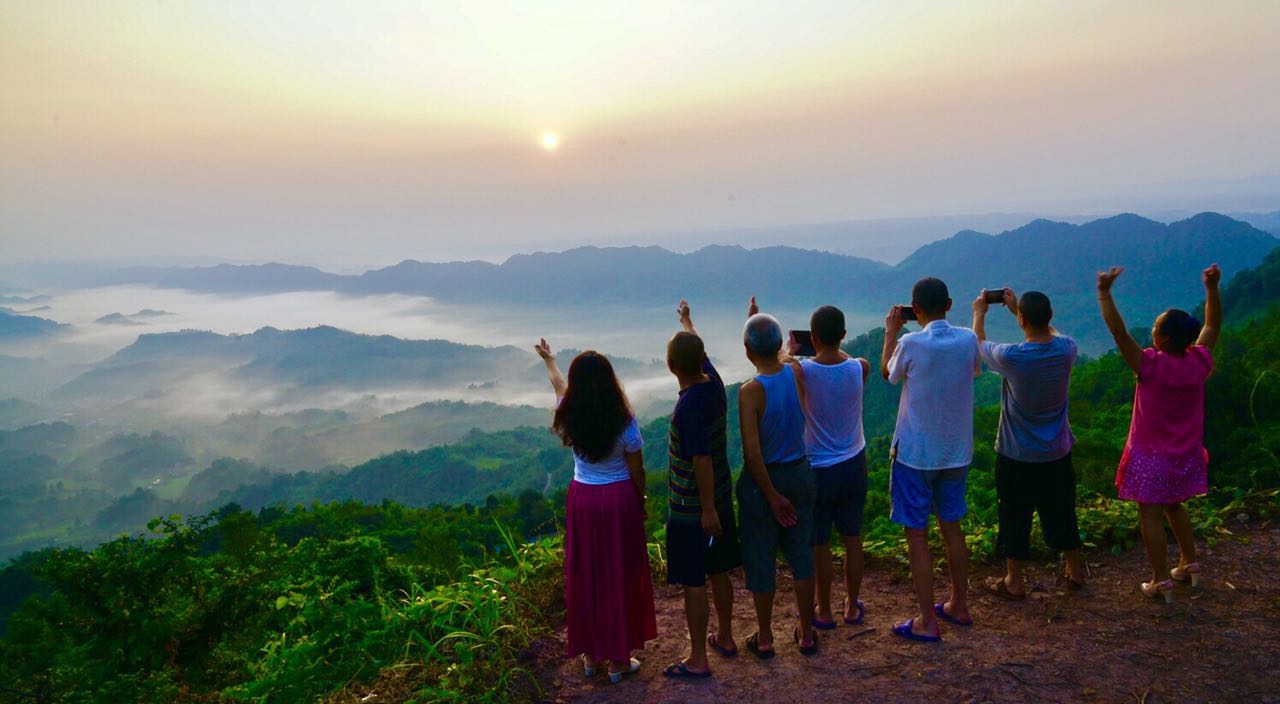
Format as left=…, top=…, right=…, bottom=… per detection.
left=535, top=338, right=657, bottom=684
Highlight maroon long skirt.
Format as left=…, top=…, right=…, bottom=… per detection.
left=564, top=479, right=657, bottom=662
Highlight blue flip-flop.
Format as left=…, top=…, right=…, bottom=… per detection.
left=813, top=618, right=838, bottom=630
left=933, top=603, right=973, bottom=627
left=663, top=661, right=712, bottom=679
left=891, top=618, right=941, bottom=643
left=844, top=599, right=866, bottom=625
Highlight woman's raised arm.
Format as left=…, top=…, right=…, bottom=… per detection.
left=534, top=338, right=568, bottom=400
left=1196, top=264, right=1222, bottom=350
left=1096, top=267, right=1144, bottom=374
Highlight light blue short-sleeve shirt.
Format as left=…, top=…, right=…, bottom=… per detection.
left=886, top=320, right=979, bottom=470
left=978, top=335, right=1077, bottom=463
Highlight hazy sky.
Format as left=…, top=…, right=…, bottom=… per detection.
left=3, top=1, right=1278, bottom=268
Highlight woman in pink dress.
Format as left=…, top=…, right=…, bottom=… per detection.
left=1096, top=263, right=1222, bottom=603
left=535, top=339, right=657, bottom=683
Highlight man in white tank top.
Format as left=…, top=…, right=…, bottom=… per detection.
left=794, top=306, right=873, bottom=630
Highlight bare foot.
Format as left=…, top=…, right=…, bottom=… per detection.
left=895, top=616, right=939, bottom=638
left=940, top=600, right=970, bottom=623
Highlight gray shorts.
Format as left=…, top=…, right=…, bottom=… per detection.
left=736, top=458, right=816, bottom=592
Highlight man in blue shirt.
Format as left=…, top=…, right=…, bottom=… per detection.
left=662, top=300, right=741, bottom=678
left=972, top=289, right=1085, bottom=599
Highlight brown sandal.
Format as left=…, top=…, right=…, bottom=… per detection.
left=984, top=576, right=1027, bottom=601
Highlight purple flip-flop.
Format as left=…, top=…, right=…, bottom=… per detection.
left=891, top=618, right=941, bottom=643
left=844, top=599, right=866, bottom=625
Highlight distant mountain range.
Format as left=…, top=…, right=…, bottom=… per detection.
left=52, top=326, right=528, bottom=408
left=0, top=310, right=67, bottom=340
left=68, top=211, right=1277, bottom=350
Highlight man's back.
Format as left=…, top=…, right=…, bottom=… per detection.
left=799, top=358, right=866, bottom=467
left=887, top=320, right=978, bottom=470
left=980, top=336, right=1076, bottom=462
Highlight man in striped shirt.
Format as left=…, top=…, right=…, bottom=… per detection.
left=662, top=300, right=742, bottom=679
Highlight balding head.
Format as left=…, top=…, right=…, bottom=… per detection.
left=743, top=313, right=783, bottom=358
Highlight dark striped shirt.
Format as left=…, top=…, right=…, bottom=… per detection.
left=668, top=358, right=732, bottom=522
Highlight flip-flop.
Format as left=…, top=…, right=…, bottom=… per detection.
left=984, top=576, right=1027, bottom=602
left=891, top=618, right=941, bottom=643
left=663, top=661, right=712, bottom=679
left=708, top=633, right=738, bottom=658
left=843, top=599, right=866, bottom=625
left=933, top=602, right=973, bottom=626
left=811, top=612, right=838, bottom=630
left=793, top=626, right=819, bottom=656
left=745, top=632, right=775, bottom=660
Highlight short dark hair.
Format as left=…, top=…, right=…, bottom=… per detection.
left=1019, top=291, right=1053, bottom=329
left=911, top=277, right=950, bottom=316
left=810, top=306, right=846, bottom=346
left=1156, top=308, right=1202, bottom=352
left=667, top=331, right=704, bottom=376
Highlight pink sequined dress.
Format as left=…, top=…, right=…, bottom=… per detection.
left=1116, top=346, right=1212, bottom=504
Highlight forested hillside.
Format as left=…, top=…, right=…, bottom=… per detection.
left=0, top=248, right=1277, bottom=702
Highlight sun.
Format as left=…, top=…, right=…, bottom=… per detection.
left=540, top=132, right=559, bottom=151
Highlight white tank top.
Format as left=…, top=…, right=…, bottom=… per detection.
left=799, top=358, right=866, bottom=468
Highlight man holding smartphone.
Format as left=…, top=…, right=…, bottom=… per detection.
left=662, top=300, right=742, bottom=678
left=880, top=277, right=980, bottom=642
left=972, top=288, right=1084, bottom=599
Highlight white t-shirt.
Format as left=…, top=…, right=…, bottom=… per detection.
left=572, top=417, right=644, bottom=485
left=799, top=358, right=866, bottom=468
left=886, top=320, right=979, bottom=470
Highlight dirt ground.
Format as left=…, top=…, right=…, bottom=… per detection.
left=538, top=522, right=1280, bottom=704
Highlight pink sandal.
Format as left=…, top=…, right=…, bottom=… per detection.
left=1170, top=562, right=1202, bottom=588
left=1141, top=579, right=1175, bottom=603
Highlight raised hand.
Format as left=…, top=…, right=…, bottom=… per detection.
left=677, top=299, right=692, bottom=322
left=885, top=305, right=905, bottom=335
left=747, top=295, right=759, bottom=317
left=1003, top=287, right=1018, bottom=313
left=1097, top=266, right=1124, bottom=294
left=971, top=293, right=989, bottom=316
left=1203, top=263, right=1221, bottom=288
left=534, top=337, right=554, bottom=362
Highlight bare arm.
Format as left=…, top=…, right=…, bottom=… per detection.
left=1096, top=267, right=1144, bottom=373
left=534, top=338, right=567, bottom=399
left=623, top=450, right=646, bottom=513
left=858, top=358, right=870, bottom=383
left=738, top=381, right=796, bottom=526
left=1197, top=264, right=1222, bottom=350
left=692, top=455, right=722, bottom=537
left=971, top=293, right=989, bottom=342
left=677, top=299, right=699, bottom=337
left=880, top=306, right=905, bottom=380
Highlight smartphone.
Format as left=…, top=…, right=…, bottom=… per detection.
left=983, top=289, right=1005, bottom=304
left=788, top=329, right=816, bottom=357
left=897, top=305, right=917, bottom=322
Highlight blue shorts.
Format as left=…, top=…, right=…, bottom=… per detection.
left=889, top=461, right=969, bottom=530
left=811, top=450, right=868, bottom=545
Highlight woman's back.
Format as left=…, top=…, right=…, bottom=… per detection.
left=1127, top=345, right=1213, bottom=458
left=571, top=417, right=643, bottom=484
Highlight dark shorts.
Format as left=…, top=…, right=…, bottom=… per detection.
left=995, top=452, right=1082, bottom=560
left=811, top=450, right=869, bottom=545
left=665, top=501, right=742, bottom=587
left=737, top=458, right=816, bottom=592
left=889, top=461, right=969, bottom=530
